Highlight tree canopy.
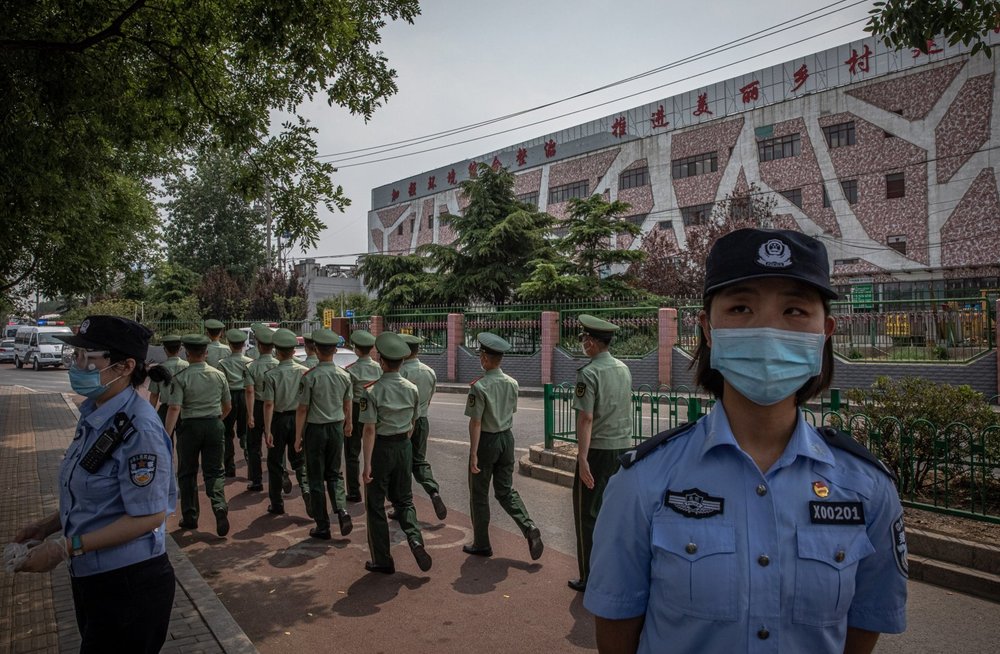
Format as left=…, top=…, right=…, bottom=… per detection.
left=0, top=0, right=420, bottom=303
left=866, top=0, right=1000, bottom=57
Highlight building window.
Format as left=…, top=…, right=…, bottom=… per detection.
left=823, top=122, right=856, bottom=148
left=841, top=179, right=858, bottom=204
left=548, top=180, right=589, bottom=204
left=822, top=185, right=830, bottom=208
left=553, top=226, right=569, bottom=238
left=671, top=152, right=717, bottom=179
left=409, top=216, right=415, bottom=232
left=427, top=215, right=434, bottom=229
left=624, top=214, right=646, bottom=227
left=886, top=172, right=905, bottom=198
left=888, top=234, right=907, bottom=254
left=834, top=258, right=861, bottom=265
left=681, top=203, right=714, bottom=226
left=780, top=188, right=802, bottom=208
left=397, top=224, right=403, bottom=235
left=757, top=133, right=801, bottom=162
left=657, top=220, right=673, bottom=231
left=619, top=166, right=650, bottom=190
left=516, top=191, right=539, bottom=208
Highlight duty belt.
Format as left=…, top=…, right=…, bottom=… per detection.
left=377, top=432, right=408, bottom=442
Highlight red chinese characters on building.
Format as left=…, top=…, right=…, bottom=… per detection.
left=468, top=162, right=478, bottom=178
left=693, top=92, right=713, bottom=116
left=427, top=176, right=436, bottom=191
left=516, top=147, right=528, bottom=166
left=912, top=39, right=943, bottom=57
left=791, top=64, right=809, bottom=92
left=391, top=189, right=399, bottom=202
left=844, top=44, right=872, bottom=75
left=611, top=116, right=627, bottom=138
left=491, top=156, right=502, bottom=171
left=739, top=80, right=760, bottom=104
left=544, top=139, right=557, bottom=158
left=447, top=168, right=457, bottom=185
left=407, top=181, right=416, bottom=197
left=651, top=105, right=669, bottom=128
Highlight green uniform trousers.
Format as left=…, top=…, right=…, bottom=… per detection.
left=365, top=435, right=423, bottom=567
left=344, top=402, right=364, bottom=496
left=176, top=417, right=228, bottom=523
left=223, top=389, right=247, bottom=475
left=468, top=429, right=534, bottom=549
left=247, top=400, right=265, bottom=485
left=267, top=412, right=307, bottom=511
left=303, top=421, right=347, bottom=530
left=408, top=416, right=440, bottom=497
left=573, top=447, right=626, bottom=583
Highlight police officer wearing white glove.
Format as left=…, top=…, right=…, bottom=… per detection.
left=12, top=315, right=177, bottom=654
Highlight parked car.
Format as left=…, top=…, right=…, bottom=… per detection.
left=0, top=338, right=14, bottom=363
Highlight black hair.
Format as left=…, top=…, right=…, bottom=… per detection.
left=317, top=343, right=337, bottom=356
left=107, top=350, right=172, bottom=388
left=355, top=344, right=374, bottom=355
left=206, top=328, right=223, bottom=338
left=691, top=293, right=834, bottom=405
left=408, top=343, right=420, bottom=355
left=381, top=357, right=402, bottom=371
left=185, top=344, right=208, bottom=357
left=164, top=343, right=181, bottom=356
left=257, top=342, right=274, bottom=353
left=275, top=346, right=295, bottom=358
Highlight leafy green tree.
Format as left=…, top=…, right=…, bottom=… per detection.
left=315, top=293, right=376, bottom=320
left=246, top=268, right=308, bottom=321
left=357, top=254, right=437, bottom=313
left=1, top=0, right=420, bottom=304
left=196, top=266, right=248, bottom=322
left=866, top=0, right=1000, bottom=58
left=148, top=262, right=201, bottom=306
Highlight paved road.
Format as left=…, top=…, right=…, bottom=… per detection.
left=2, top=365, right=998, bottom=652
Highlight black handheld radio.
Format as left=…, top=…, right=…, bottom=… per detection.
left=79, top=412, right=137, bottom=473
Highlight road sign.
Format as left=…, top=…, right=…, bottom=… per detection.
left=851, top=283, right=874, bottom=311
left=322, top=308, right=333, bottom=328
left=345, top=309, right=354, bottom=318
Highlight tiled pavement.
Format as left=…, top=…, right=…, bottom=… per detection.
left=0, top=386, right=255, bottom=654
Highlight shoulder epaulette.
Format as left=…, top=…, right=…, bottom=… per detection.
left=303, top=367, right=317, bottom=376
left=469, top=376, right=482, bottom=386
left=364, top=379, right=378, bottom=388
left=576, top=362, right=591, bottom=372
left=818, top=427, right=896, bottom=482
left=619, top=422, right=695, bottom=469
left=344, top=362, right=355, bottom=369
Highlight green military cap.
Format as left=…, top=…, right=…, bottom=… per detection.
left=399, top=333, right=424, bottom=345
left=578, top=314, right=619, bottom=338
left=225, top=328, right=247, bottom=344
left=302, top=331, right=314, bottom=343
left=160, top=334, right=183, bottom=345
left=311, top=328, right=340, bottom=346
left=254, top=327, right=275, bottom=345
left=272, top=328, right=298, bottom=349
left=375, top=332, right=410, bottom=360
left=476, top=332, right=511, bottom=355
left=204, top=319, right=225, bottom=329
left=181, top=333, right=210, bottom=346
left=350, top=330, right=376, bottom=347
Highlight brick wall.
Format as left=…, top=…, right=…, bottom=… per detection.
left=551, top=347, right=658, bottom=388
left=833, top=354, right=998, bottom=398
left=419, top=352, right=448, bottom=380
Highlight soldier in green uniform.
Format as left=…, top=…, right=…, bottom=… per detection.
left=204, top=319, right=228, bottom=369
left=245, top=322, right=264, bottom=361
left=294, top=328, right=354, bottom=539
left=261, top=328, right=310, bottom=516
left=245, top=326, right=276, bottom=491
left=148, top=334, right=188, bottom=432
left=302, top=332, right=319, bottom=368
left=396, top=334, right=447, bottom=521
left=568, top=314, right=633, bottom=592
left=219, top=328, right=252, bottom=478
left=359, top=332, right=432, bottom=574
left=343, top=330, right=380, bottom=503
left=463, top=332, right=544, bottom=560
left=163, top=334, right=232, bottom=537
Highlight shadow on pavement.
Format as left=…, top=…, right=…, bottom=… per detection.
left=452, top=556, right=542, bottom=595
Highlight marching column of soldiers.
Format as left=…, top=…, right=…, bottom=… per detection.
left=149, top=315, right=630, bottom=577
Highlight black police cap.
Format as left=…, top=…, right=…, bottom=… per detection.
left=704, top=229, right=838, bottom=299
left=54, top=315, right=153, bottom=361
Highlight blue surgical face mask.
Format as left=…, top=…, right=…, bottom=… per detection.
left=68, top=364, right=124, bottom=399
left=709, top=327, right=826, bottom=406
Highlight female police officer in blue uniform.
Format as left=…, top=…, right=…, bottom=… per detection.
left=584, top=230, right=907, bottom=654
left=13, top=315, right=177, bottom=653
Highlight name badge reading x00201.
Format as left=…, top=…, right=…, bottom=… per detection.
left=809, top=501, right=866, bottom=525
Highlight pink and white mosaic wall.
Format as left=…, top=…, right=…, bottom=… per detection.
left=370, top=48, right=1000, bottom=280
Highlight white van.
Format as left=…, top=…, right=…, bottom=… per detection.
left=13, top=325, right=73, bottom=370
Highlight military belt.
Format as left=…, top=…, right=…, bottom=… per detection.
left=377, top=432, right=408, bottom=442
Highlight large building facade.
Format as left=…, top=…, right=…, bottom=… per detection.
left=369, top=32, right=1000, bottom=300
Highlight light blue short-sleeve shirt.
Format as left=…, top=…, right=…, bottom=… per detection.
left=584, top=404, right=907, bottom=654
left=59, top=387, right=177, bottom=577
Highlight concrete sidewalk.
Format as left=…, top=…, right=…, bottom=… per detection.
left=0, top=386, right=255, bottom=654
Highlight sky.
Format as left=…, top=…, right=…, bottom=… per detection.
left=293, top=0, right=877, bottom=266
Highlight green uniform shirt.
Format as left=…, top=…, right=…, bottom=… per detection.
left=245, top=347, right=259, bottom=361
left=218, top=351, right=252, bottom=391
left=260, top=358, right=307, bottom=412
left=400, top=358, right=436, bottom=418
left=206, top=341, right=229, bottom=368
left=573, top=351, right=633, bottom=450
left=304, top=355, right=319, bottom=369
left=165, top=362, right=231, bottom=418
left=358, top=372, right=419, bottom=435
left=298, top=361, right=352, bottom=424
left=149, top=356, right=189, bottom=398
left=246, top=353, right=278, bottom=392
left=464, top=368, right=518, bottom=433
left=346, top=357, right=382, bottom=401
